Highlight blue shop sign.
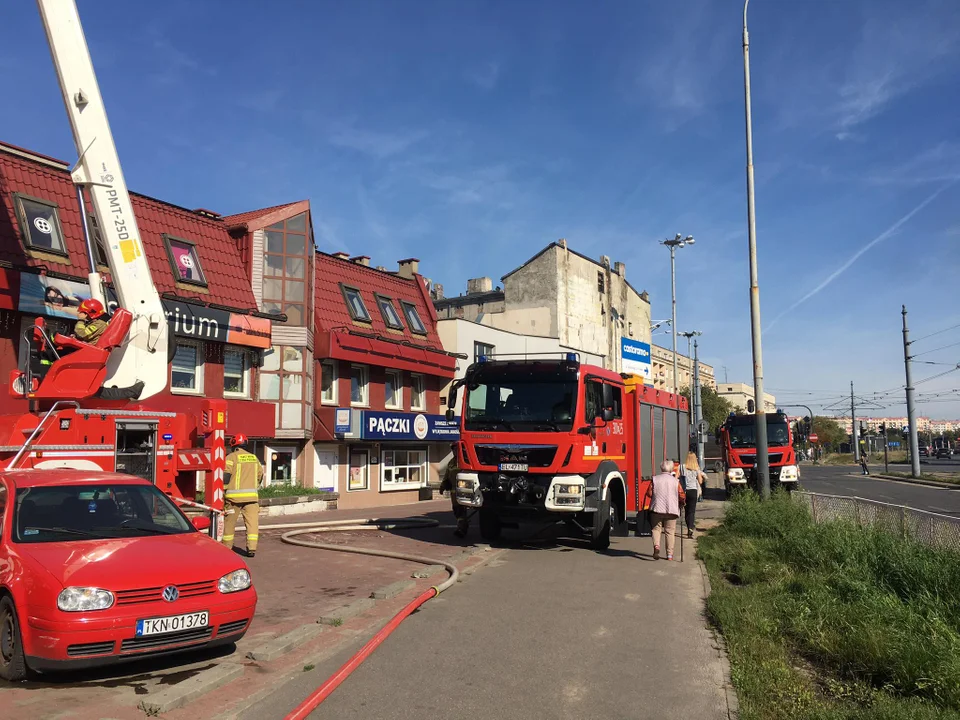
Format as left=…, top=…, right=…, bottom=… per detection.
left=361, top=411, right=460, bottom=441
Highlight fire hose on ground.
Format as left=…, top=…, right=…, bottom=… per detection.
left=231, top=517, right=460, bottom=719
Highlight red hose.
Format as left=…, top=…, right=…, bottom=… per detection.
left=284, top=587, right=438, bottom=720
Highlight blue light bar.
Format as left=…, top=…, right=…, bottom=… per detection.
left=565, top=353, right=577, bottom=363
left=478, top=355, right=488, bottom=363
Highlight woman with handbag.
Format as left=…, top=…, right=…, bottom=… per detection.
left=645, top=460, right=686, bottom=560
left=682, top=451, right=707, bottom=538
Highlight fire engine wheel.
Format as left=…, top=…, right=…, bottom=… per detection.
left=478, top=509, right=502, bottom=542
left=0, top=596, right=28, bottom=682
left=590, top=499, right=612, bottom=551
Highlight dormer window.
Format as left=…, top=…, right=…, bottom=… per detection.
left=341, top=285, right=371, bottom=322
left=401, top=301, right=426, bottom=335
left=163, top=235, right=207, bottom=287
left=14, top=194, right=67, bottom=256
left=376, top=294, right=404, bottom=330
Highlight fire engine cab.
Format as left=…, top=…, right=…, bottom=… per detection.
left=448, top=353, right=689, bottom=549
left=718, top=410, right=799, bottom=496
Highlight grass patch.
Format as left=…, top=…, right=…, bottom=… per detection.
left=196, top=484, right=330, bottom=503
left=884, top=472, right=960, bottom=485
left=699, top=492, right=960, bottom=719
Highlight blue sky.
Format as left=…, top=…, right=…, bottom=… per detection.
left=3, top=0, right=959, bottom=420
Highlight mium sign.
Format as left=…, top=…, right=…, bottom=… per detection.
left=621, top=337, right=651, bottom=378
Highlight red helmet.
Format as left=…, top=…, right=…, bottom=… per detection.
left=78, top=298, right=105, bottom=319
left=231, top=433, right=248, bottom=447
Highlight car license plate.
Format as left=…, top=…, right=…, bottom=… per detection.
left=499, top=463, right=528, bottom=472
left=135, top=611, right=209, bottom=637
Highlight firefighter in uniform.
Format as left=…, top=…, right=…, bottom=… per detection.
left=73, top=298, right=109, bottom=343
left=221, top=434, right=264, bottom=558
left=439, top=443, right=470, bottom=538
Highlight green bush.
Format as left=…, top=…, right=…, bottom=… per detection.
left=700, top=492, right=960, bottom=719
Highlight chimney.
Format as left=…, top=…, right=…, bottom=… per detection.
left=432, top=283, right=444, bottom=300
left=558, top=238, right=567, bottom=250
left=467, top=277, right=493, bottom=295
left=398, top=258, right=420, bottom=279
left=332, top=251, right=350, bottom=260
left=614, top=261, right=625, bottom=277
left=600, top=255, right=611, bottom=268
left=375, top=265, right=387, bottom=272
left=351, top=255, right=370, bottom=266
left=193, top=208, right=221, bottom=219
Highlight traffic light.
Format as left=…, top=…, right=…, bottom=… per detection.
left=803, top=416, right=811, bottom=437
left=879, top=422, right=886, bottom=434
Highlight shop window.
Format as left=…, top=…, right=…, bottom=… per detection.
left=320, top=360, right=337, bottom=405
left=14, top=194, right=67, bottom=256
left=381, top=449, right=426, bottom=490
left=163, top=235, right=207, bottom=286
left=349, top=449, right=369, bottom=491
left=400, top=301, right=426, bottom=334
left=385, top=369, right=403, bottom=409
left=341, top=285, right=371, bottom=323
left=351, top=364, right=369, bottom=406
left=411, top=374, right=425, bottom=411
left=171, top=340, right=203, bottom=394
left=223, top=349, right=250, bottom=398
left=375, top=295, right=404, bottom=330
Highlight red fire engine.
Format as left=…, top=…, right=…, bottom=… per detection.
left=0, top=1, right=228, bottom=533
left=447, top=353, right=689, bottom=549
left=718, top=409, right=798, bottom=496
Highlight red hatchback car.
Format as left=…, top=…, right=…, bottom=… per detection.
left=0, top=470, right=257, bottom=681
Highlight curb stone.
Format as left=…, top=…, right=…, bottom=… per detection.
left=457, top=548, right=508, bottom=580
left=411, top=564, right=446, bottom=579
left=699, top=559, right=740, bottom=720
left=861, top=473, right=960, bottom=490
left=139, top=663, right=244, bottom=715
left=370, top=579, right=415, bottom=600
left=318, top=598, right=376, bottom=625
left=245, top=624, right=324, bottom=663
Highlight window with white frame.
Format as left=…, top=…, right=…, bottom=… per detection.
left=320, top=360, right=337, bottom=405
left=171, top=341, right=203, bottom=394
left=385, top=369, right=402, bottom=409
left=381, top=448, right=427, bottom=490
left=410, top=374, right=425, bottom=411
left=350, top=364, right=369, bottom=406
left=223, top=349, right=250, bottom=397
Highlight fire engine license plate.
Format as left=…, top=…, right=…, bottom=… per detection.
left=499, top=463, right=528, bottom=472
left=135, top=611, right=209, bottom=637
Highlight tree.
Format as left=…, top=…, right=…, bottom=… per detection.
left=681, top=384, right=735, bottom=436
left=811, top=416, right=846, bottom=450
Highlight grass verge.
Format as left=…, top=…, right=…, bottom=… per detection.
left=699, top=492, right=960, bottom=719
left=884, top=471, right=960, bottom=486
left=196, top=484, right=331, bottom=503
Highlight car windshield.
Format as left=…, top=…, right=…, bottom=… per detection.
left=464, top=365, right=578, bottom=432
left=728, top=421, right=791, bottom=448
left=13, top=483, right=193, bottom=543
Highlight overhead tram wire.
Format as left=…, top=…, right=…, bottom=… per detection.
left=909, top=322, right=960, bottom=346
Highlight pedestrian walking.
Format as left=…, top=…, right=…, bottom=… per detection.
left=859, top=452, right=869, bottom=476
left=439, top=443, right=470, bottom=537
left=221, top=434, right=264, bottom=558
left=682, top=451, right=706, bottom=538
left=645, top=460, right=686, bottom=561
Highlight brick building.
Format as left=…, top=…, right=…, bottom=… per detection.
left=313, top=254, right=461, bottom=508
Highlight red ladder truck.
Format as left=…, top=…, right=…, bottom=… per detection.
left=446, top=353, right=689, bottom=549
left=0, top=0, right=229, bottom=534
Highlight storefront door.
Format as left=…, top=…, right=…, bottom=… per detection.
left=347, top=449, right=369, bottom=492
left=266, top=446, right=297, bottom=486
left=313, top=445, right=337, bottom=492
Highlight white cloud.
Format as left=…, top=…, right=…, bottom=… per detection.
left=328, top=123, right=428, bottom=159
left=467, top=61, right=502, bottom=91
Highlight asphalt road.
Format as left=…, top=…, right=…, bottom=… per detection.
left=240, top=531, right=729, bottom=720
left=798, top=464, right=960, bottom=516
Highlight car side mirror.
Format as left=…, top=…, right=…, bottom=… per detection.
left=445, top=408, right=456, bottom=421
left=191, top=515, right=211, bottom=532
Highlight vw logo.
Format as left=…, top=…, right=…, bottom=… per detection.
left=162, top=585, right=179, bottom=603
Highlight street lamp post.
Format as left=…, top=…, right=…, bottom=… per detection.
left=742, top=0, right=770, bottom=499
left=680, top=330, right=702, bottom=445
left=662, top=234, right=694, bottom=464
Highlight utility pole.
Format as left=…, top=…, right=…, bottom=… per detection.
left=851, top=381, right=859, bottom=462
left=742, top=0, right=769, bottom=499
left=903, top=305, right=920, bottom=477
left=694, top=339, right=704, bottom=467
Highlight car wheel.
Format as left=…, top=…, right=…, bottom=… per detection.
left=590, top=499, right=612, bottom=551
left=478, top=509, right=502, bottom=542
left=0, top=596, right=28, bottom=682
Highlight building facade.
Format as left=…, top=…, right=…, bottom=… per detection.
left=313, top=254, right=461, bottom=508
left=716, top=382, right=776, bottom=413
left=649, top=343, right=716, bottom=394
left=434, top=240, right=652, bottom=375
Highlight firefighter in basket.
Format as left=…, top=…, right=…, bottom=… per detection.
left=73, top=298, right=110, bottom=343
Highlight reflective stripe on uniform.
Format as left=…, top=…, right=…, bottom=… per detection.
left=225, top=490, right=259, bottom=499
left=247, top=534, right=259, bottom=540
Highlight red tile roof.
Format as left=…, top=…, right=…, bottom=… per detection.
left=223, top=201, right=308, bottom=232
left=314, top=252, right=447, bottom=354
left=0, top=143, right=258, bottom=312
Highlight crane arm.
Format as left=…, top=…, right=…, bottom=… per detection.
left=36, top=0, right=168, bottom=400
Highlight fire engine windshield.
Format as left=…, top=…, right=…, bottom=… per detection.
left=13, top=484, right=193, bottom=543
left=464, top=365, right=578, bottom=432
left=728, top=420, right=791, bottom=448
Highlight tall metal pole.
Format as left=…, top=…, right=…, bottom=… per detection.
left=903, top=306, right=921, bottom=477
left=670, top=246, right=678, bottom=396
left=851, top=381, right=858, bottom=462
left=694, top=339, right=704, bottom=467
left=742, top=0, right=769, bottom=498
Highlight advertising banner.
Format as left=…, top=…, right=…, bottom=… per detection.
left=621, top=337, right=651, bottom=379
left=361, top=411, right=460, bottom=442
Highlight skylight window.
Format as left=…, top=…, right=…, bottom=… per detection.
left=341, top=285, right=371, bottom=322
